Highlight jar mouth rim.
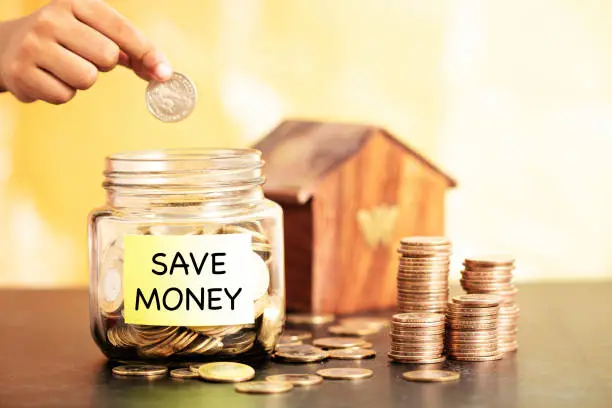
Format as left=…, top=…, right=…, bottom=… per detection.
left=104, top=148, right=265, bottom=190
left=107, top=148, right=261, bottom=162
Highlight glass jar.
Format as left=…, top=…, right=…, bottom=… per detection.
left=88, top=148, right=284, bottom=363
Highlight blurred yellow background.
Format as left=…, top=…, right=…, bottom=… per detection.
left=1, top=0, right=611, bottom=287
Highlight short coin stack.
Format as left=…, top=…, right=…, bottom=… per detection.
left=388, top=312, right=446, bottom=364
left=445, top=294, right=504, bottom=361
left=396, top=237, right=452, bottom=314
left=460, top=255, right=519, bottom=352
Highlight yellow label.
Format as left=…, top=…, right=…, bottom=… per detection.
left=123, top=233, right=255, bottom=326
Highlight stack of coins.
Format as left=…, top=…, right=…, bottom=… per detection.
left=460, top=255, right=519, bottom=352
left=445, top=294, right=503, bottom=361
left=396, top=237, right=451, bottom=314
left=388, top=312, right=446, bottom=364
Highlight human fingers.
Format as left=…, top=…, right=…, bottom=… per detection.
left=72, top=0, right=172, bottom=81
left=37, top=42, right=98, bottom=90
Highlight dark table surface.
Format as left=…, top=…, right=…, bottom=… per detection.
left=1, top=283, right=611, bottom=408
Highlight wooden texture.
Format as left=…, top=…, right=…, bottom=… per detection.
left=256, top=120, right=456, bottom=204
left=312, top=131, right=449, bottom=313
left=282, top=202, right=314, bottom=311
left=259, top=120, right=455, bottom=314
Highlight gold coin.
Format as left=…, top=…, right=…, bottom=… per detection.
left=281, top=329, right=313, bottom=341
left=235, top=381, right=293, bottom=394
left=170, top=368, right=199, bottom=379
left=353, top=341, right=374, bottom=349
left=198, top=362, right=255, bottom=383
left=393, top=312, right=445, bottom=323
left=388, top=354, right=446, bottom=364
left=402, top=370, right=460, bottom=383
left=464, top=255, right=515, bottom=266
left=450, top=353, right=504, bottom=362
left=328, top=324, right=380, bottom=336
left=313, top=337, right=366, bottom=349
left=286, top=313, right=335, bottom=325
left=112, top=365, right=168, bottom=377
left=316, top=368, right=373, bottom=380
left=266, top=374, right=323, bottom=386
left=328, top=347, right=376, bottom=360
left=278, top=338, right=303, bottom=346
left=274, top=344, right=329, bottom=362
left=398, top=256, right=451, bottom=263
left=400, top=236, right=451, bottom=246
left=452, top=294, right=502, bottom=307
left=338, top=317, right=390, bottom=329
left=387, top=353, right=446, bottom=364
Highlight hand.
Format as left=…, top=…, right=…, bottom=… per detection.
left=0, top=0, right=172, bottom=104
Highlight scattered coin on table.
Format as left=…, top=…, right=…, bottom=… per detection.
left=328, top=347, right=376, bottom=360
left=197, top=362, right=255, bottom=383
left=338, top=317, right=390, bottom=329
left=317, top=368, right=374, bottom=380
left=286, top=313, right=335, bottom=325
left=278, top=338, right=303, bottom=346
left=111, top=365, right=168, bottom=377
left=235, top=381, right=294, bottom=394
left=402, top=370, right=460, bottom=383
left=266, top=374, right=324, bottom=386
left=170, top=368, right=200, bottom=379
left=328, top=324, right=380, bottom=336
left=274, top=344, right=329, bottom=363
left=313, top=337, right=366, bottom=349
left=146, top=72, right=197, bottom=122
left=280, top=329, right=313, bottom=342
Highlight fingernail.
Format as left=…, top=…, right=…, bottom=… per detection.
left=154, top=62, right=173, bottom=81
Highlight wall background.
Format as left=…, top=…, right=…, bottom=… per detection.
left=0, top=0, right=611, bottom=287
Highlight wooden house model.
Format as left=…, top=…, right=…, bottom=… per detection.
left=253, top=120, right=456, bottom=314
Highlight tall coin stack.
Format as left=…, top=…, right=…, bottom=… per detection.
left=445, top=294, right=504, bottom=361
left=460, top=255, right=519, bottom=353
left=388, top=313, right=446, bottom=364
left=396, top=237, right=451, bottom=314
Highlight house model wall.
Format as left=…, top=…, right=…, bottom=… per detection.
left=254, top=120, right=456, bottom=314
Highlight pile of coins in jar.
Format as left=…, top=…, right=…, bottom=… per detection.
left=98, top=222, right=283, bottom=360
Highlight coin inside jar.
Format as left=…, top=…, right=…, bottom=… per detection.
left=402, top=370, right=460, bottom=383
left=198, top=362, right=255, bottom=383
left=316, top=368, right=374, bottom=380
left=235, top=381, right=294, bottom=394
left=112, top=365, right=168, bottom=377
left=265, top=374, right=323, bottom=386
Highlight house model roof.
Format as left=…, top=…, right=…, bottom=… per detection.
left=254, top=119, right=456, bottom=204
